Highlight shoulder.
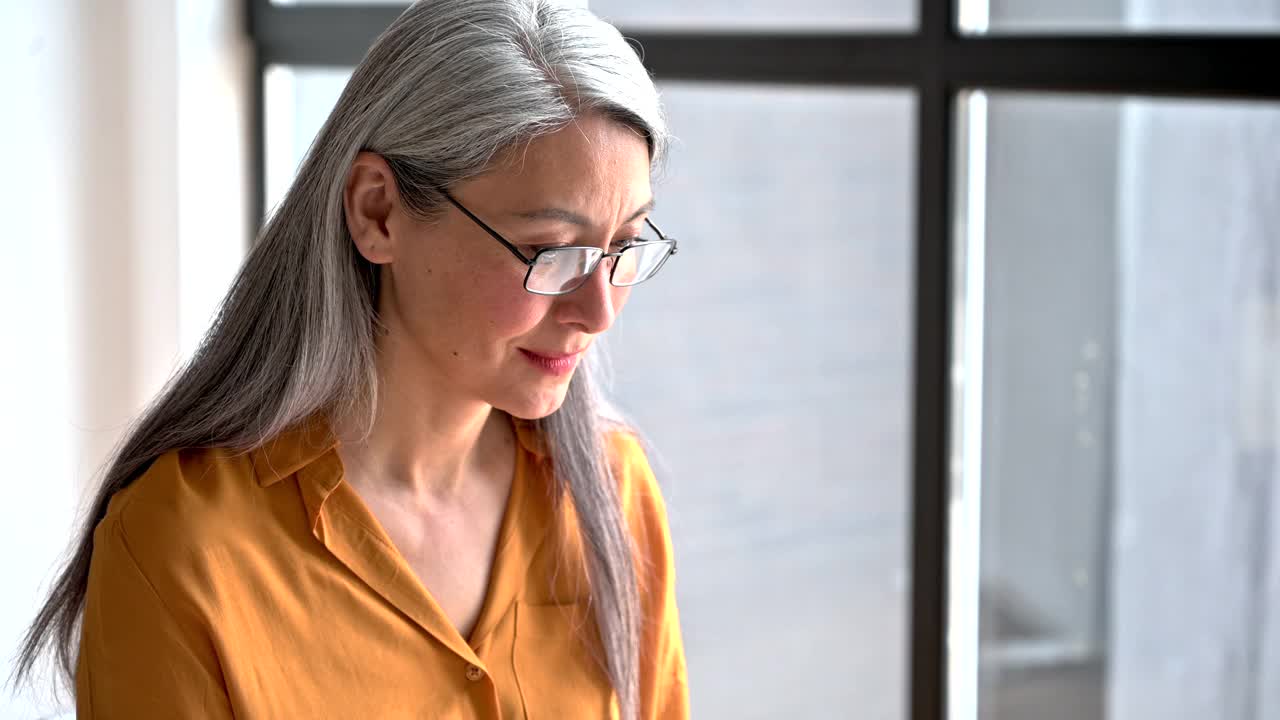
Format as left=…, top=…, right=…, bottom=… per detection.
left=604, top=428, right=676, bottom=563
left=97, top=446, right=260, bottom=582
left=106, top=446, right=257, bottom=527
left=605, top=428, right=662, bottom=504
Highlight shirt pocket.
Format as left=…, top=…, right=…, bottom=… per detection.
left=513, top=598, right=619, bottom=720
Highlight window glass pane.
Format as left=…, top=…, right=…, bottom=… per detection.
left=591, top=0, right=914, bottom=30
left=608, top=82, right=915, bottom=719
left=951, top=91, right=1280, bottom=720
left=272, top=0, right=915, bottom=28
left=963, top=0, right=1280, bottom=34
left=263, top=66, right=350, bottom=217
left=264, top=70, right=917, bottom=718
left=268, top=0, right=915, bottom=29
left=270, top=1, right=409, bottom=5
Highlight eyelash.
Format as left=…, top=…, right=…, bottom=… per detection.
left=524, top=238, right=639, bottom=254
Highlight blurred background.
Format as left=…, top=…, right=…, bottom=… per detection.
left=2, top=1, right=1278, bottom=719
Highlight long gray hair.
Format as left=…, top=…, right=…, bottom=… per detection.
left=12, top=2, right=667, bottom=718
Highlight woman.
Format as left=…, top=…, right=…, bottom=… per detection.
left=13, top=1, right=689, bottom=717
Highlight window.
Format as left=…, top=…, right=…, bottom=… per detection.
left=953, top=92, right=1280, bottom=720
left=248, top=2, right=1280, bottom=717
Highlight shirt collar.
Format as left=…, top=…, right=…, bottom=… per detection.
left=252, top=413, right=338, bottom=487
left=249, top=410, right=558, bottom=659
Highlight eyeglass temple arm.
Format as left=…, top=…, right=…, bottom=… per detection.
left=445, top=189, right=675, bottom=264
left=440, top=191, right=535, bottom=265
left=640, top=215, right=680, bottom=254
left=644, top=218, right=678, bottom=254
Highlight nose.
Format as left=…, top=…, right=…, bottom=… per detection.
left=556, top=257, right=619, bottom=334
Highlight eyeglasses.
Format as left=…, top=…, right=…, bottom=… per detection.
left=440, top=190, right=678, bottom=296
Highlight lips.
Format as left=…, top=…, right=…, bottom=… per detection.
left=522, top=348, right=587, bottom=360
left=518, top=347, right=586, bottom=376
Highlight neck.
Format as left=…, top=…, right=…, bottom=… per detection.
left=330, top=327, right=513, bottom=503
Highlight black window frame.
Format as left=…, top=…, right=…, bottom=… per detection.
left=246, top=3, right=1280, bottom=717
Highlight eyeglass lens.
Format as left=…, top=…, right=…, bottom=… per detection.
left=525, top=242, right=673, bottom=294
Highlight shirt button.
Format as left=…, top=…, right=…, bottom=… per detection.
left=465, top=664, right=485, bottom=682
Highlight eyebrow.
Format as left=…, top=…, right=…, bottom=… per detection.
left=507, top=198, right=655, bottom=227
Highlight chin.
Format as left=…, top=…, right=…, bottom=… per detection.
left=498, top=380, right=573, bottom=421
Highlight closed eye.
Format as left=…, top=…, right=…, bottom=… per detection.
left=523, top=238, right=640, bottom=255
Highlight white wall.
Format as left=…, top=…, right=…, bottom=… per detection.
left=0, top=2, right=248, bottom=717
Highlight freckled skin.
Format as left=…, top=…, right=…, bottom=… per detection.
left=347, top=112, right=653, bottom=421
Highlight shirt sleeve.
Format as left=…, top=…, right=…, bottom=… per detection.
left=611, top=432, right=692, bottom=720
left=76, top=509, right=234, bottom=719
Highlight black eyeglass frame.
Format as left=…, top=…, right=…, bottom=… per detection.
left=440, top=190, right=678, bottom=296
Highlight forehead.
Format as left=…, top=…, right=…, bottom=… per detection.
left=466, top=114, right=653, bottom=216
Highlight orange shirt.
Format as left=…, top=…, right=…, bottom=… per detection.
left=76, top=415, right=689, bottom=719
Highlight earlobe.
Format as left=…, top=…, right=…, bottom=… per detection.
left=360, top=237, right=389, bottom=263
left=344, top=151, right=398, bottom=265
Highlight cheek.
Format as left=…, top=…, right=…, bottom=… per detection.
left=466, top=280, right=552, bottom=342
left=389, top=245, right=546, bottom=351
left=432, top=241, right=542, bottom=336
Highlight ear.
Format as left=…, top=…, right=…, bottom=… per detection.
left=344, top=151, right=401, bottom=264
